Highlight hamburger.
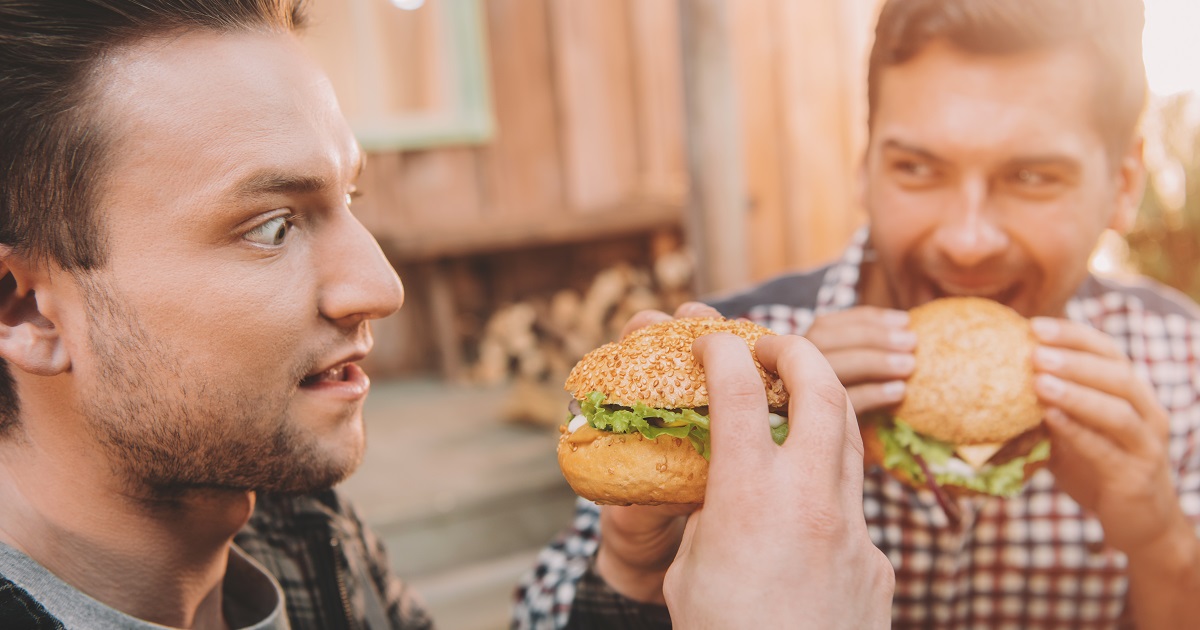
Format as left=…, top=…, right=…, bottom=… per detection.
left=862, top=297, right=1050, bottom=511
left=558, top=317, right=789, bottom=505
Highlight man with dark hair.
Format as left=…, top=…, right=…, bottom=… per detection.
left=0, top=0, right=425, bottom=627
left=515, top=0, right=1200, bottom=628
left=0, top=1, right=894, bottom=627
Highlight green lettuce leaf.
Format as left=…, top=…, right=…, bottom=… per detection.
left=580, top=391, right=787, bottom=460
left=873, top=417, right=1050, bottom=498
left=771, top=422, right=790, bottom=446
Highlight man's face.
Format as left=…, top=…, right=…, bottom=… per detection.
left=57, top=30, right=403, bottom=495
left=862, top=40, right=1142, bottom=317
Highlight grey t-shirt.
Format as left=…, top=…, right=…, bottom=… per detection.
left=0, top=540, right=288, bottom=629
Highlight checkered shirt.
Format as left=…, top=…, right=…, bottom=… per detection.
left=237, top=489, right=434, bottom=630
left=511, top=228, right=1200, bottom=629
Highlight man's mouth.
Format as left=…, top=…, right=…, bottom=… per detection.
left=930, top=281, right=1020, bottom=306
left=300, top=364, right=351, bottom=387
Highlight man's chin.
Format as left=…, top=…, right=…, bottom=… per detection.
left=137, top=433, right=366, bottom=498
left=252, top=462, right=357, bottom=495
left=253, top=439, right=365, bottom=495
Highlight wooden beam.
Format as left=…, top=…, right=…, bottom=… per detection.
left=547, top=0, right=639, bottom=211
left=678, top=0, right=749, bottom=295
left=375, top=199, right=684, bottom=262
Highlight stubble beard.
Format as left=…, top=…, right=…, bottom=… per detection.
left=76, top=274, right=361, bottom=499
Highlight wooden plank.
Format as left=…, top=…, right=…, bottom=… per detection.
left=398, top=147, right=484, bottom=236
left=424, top=260, right=467, bottom=383
left=730, top=0, right=789, bottom=282
left=477, top=0, right=566, bottom=224
left=679, top=0, right=749, bottom=295
left=374, top=199, right=683, bottom=262
left=628, top=0, right=688, bottom=203
left=353, top=151, right=406, bottom=239
left=773, top=0, right=863, bottom=270
left=358, top=260, right=437, bottom=377
left=372, top=0, right=444, bottom=113
left=547, top=0, right=639, bottom=212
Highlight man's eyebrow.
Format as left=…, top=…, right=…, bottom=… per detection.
left=1002, top=154, right=1082, bottom=171
left=229, top=148, right=365, bottom=198
left=233, top=171, right=329, bottom=197
left=880, top=140, right=945, bottom=163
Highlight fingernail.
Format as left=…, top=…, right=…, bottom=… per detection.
left=883, top=310, right=910, bottom=327
left=1037, top=373, right=1065, bottom=401
left=882, top=380, right=906, bottom=400
left=889, top=330, right=917, bottom=349
left=1031, top=317, right=1059, bottom=341
left=1034, top=346, right=1064, bottom=371
left=887, top=353, right=915, bottom=373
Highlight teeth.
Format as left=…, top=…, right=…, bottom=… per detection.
left=304, top=365, right=346, bottom=385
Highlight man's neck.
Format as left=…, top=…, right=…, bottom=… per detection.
left=857, top=259, right=894, bottom=309
left=0, top=421, right=254, bottom=629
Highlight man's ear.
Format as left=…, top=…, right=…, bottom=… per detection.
left=1108, top=136, right=1147, bottom=235
left=0, top=251, right=70, bottom=376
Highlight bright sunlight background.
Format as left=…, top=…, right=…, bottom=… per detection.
left=1144, top=0, right=1200, bottom=97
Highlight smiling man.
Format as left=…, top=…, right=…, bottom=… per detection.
left=0, top=0, right=423, bottom=627
left=516, top=1, right=1200, bottom=628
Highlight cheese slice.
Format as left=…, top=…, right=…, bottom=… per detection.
left=955, top=443, right=1004, bottom=469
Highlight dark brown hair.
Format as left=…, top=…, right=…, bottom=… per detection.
left=868, top=0, right=1147, bottom=158
left=0, top=0, right=308, bottom=430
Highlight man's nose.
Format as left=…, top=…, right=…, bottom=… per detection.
left=318, top=211, right=404, bottom=325
left=932, top=179, right=1009, bottom=268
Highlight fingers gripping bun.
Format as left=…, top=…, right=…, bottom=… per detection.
left=895, top=297, right=1043, bottom=444
left=559, top=317, right=785, bottom=505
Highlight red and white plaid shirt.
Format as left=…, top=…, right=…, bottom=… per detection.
left=513, top=229, right=1200, bottom=630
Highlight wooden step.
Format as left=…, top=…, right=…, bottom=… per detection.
left=337, top=378, right=579, bottom=626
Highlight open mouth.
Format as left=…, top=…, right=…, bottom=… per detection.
left=300, top=364, right=351, bottom=387
left=931, top=282, right=1020, bottom=306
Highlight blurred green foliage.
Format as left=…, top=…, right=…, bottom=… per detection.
left=1127, top=92, right=1200, bottom=302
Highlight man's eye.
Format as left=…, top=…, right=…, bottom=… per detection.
left=245, top=215, right=291, bottom=246
left=893, top=160, right=933, bottom=178
left=1012, top=169, right=1057, bottom=187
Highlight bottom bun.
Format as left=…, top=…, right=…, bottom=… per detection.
left=557, top=425, right=708, bottom=505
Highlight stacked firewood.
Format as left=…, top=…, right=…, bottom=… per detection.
left=472, top=250, right=695, bottom=425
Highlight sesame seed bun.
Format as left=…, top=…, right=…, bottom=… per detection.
left=564, top=317, right=787, bottom=409
left=559, top=317, right=786, bottom=505
left=895, top=297, right=1043, bottom=444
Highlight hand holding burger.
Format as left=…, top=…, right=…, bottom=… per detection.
left=560, top=305, right=894, bottom=626
left=663, top=328, right=894, bottom=628
left=558, top=316, right=788, bottom=505
left=862, top=297, right=1050, bottom=518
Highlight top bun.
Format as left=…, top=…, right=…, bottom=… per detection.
left=565, top=317, right=788, bottom=409
left=894, top=297, right=1043, bottom=444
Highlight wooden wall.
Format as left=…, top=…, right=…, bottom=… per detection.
left=327, top=0, right=879, bottom=377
